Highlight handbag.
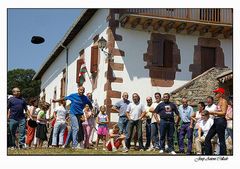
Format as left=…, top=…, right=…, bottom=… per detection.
left=28, top=119, right=38, bottom=128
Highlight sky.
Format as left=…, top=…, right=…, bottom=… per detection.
left=8, top=9, right=81, bottom=72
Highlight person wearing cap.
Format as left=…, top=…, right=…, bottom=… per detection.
left=204, top=88, right=228, bottom=155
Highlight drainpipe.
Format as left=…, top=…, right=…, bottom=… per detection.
left=61, top=44, right=69, bottom=96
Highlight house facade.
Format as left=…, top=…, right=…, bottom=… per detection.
left=33, top=9, right=233, bottom=124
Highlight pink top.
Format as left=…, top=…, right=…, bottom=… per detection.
left=225, top=105, right=233, bottom=120
left=82, top=109, right=93, bottom=126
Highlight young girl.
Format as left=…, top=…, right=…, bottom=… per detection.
left=36, top=101, right=51, bottom=148
left=106, top=124, right=128, bottom=152
left=95, top=105, right=109, bottom=150
left=82, top=104, right=93, bottom=149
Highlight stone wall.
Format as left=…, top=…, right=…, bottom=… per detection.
left=171, top=67, right=231, bottom=106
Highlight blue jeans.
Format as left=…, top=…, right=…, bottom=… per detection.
left=9, top=118, right=26, bottom=147
left=65, top=128, right=72, bottom=147
left=145, top=119, right=151, bottom=148
left=70, top=114, right=84, bottom=147
left=52, top=122, right=66, bottom=146
left=159, top=119, right=175, bottom=152
left=225, top=128, right=233, bottom=140
left=118, top=116, right=128, bottom=135
left=151, top=122, right=159, bottom=148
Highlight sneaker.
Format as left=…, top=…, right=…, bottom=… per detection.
left=112, top=147, right=117, bottom=152
left=139, top=149, right=144, bottom=151
left=147, top=147, right=154, bottom=151
left=122, top=147, right=128, bottom=153
left=169, top=151, right=176, bottom=155
left=159, top=150, right=164, bottom=154
left=95, top=147, right=98, bottom=150
left=103, top=148, right=106, bottom=151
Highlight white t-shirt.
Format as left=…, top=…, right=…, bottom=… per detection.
left=54, top=106, right=68, bottom=123
left=126, top=102, right=146, bottom=121
left=199, top=118, right=214, bottom=137
left=205, top=104, right=217, bottom=119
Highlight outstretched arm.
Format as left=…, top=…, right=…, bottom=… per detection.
left=52, top=98, right=65, bottom=103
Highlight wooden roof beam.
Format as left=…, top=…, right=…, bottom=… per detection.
left=165, top=21, right=175, bottom=32
left=120, top=16, right=129, bottom=27
left=176, top=22, right=187, bottom=33
left=199, top=25, right=211, bottom=36
left=212, top=26, right=224, bottom=37
left=131, top=17, right=141, bottom=28
left=153, top=20, right=163, bottom=31
left=187, top=24, right=198, bottom=34
left=142, top=19, right=153, bottom=30
left=224, top=29, right=233, bottom=38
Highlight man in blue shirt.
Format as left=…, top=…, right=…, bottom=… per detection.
left=53, top=86, right=92, bottom=149
left=111, top=92, right=130, bottom=135
left=7, top=87, right=29, bottom=149
left=154, top=93, right=180, bottom=155
left=178, top=97, right=194, bottom=154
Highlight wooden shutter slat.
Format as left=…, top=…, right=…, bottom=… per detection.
left=91, top=46, right=99, bottom=73
left=152, top=39, right=164, bottom=66
left=164, top=40, right=173, bottom=67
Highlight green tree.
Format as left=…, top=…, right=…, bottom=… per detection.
left=7, top=69, right=41, bottom=102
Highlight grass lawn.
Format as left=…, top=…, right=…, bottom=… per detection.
left=7, top=147, right=182, bottom=156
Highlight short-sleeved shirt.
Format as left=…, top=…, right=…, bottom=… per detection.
left=8, top=96, right=27, bottom=121
left=199, top=118, right=214, bottom=137
left=98, top=113, right=108, bottom=127
left=126, top=102, right=146, bottom=121
left=114, top=100, right=130, bottom=117
left=65, top=93, right=92, bottom=115
left=154, top=101, right=179, bottom=122
left=54, top=106, right=68, bottom=123
left=37, top=110, right=47, bottom=124
left=178, top=105, right=194, bottom=123
left=205, top=104, right=217, bottom=119
left=151, top=102, right=161, bottom=123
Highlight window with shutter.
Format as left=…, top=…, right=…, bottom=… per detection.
left=91, top=46, right=99, bottom=73
left=76, top=59, right=84, bottom=83
left=164, top=40, right=173, bottom=67
left=60, top=69, right=66, bottom=97
left=152, top=40, right=164, bottom=66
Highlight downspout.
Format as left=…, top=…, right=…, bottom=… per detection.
left=61, top=44, right=69, bottom=96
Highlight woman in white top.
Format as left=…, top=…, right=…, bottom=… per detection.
left=52, top=100, right=68, bottom=147
left=195, top=110, right=214, bottom=154
left=190, top=102, right=205, bottom=137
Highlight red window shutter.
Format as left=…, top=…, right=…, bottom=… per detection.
left=91, top=46, right=99, bottom=73
left=152, top=39, right=164, bottom=66
left=76, top=59, right=84, bottom=83
left=164, top=40, right=173, bottom=67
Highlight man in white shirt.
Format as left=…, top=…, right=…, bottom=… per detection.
left=204, top=96, right=219, bottom=154
left=195, top=110, right=214, bottom=155
left=125, top=93, right=146, bottom=151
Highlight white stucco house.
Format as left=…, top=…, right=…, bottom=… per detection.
left=33, top=9, right=233, bottom=125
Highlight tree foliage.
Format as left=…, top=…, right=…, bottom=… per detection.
left=7, top=69, right=41, bottom=102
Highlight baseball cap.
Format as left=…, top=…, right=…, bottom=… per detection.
left=213, top=88, right=225, bottom=94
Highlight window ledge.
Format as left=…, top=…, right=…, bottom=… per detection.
left=145, top=65, right=181, bottom=72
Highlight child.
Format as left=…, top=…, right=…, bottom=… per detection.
left=82, top=104, right=93, bottom=149
left=95, top=105, right=109, bottom=150
left=106, top=124, right=128, bottom=152
left=36, top=101, right=51, bottom=148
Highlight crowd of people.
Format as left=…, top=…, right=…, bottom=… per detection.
left=7, top=86, right=233, bottom=155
